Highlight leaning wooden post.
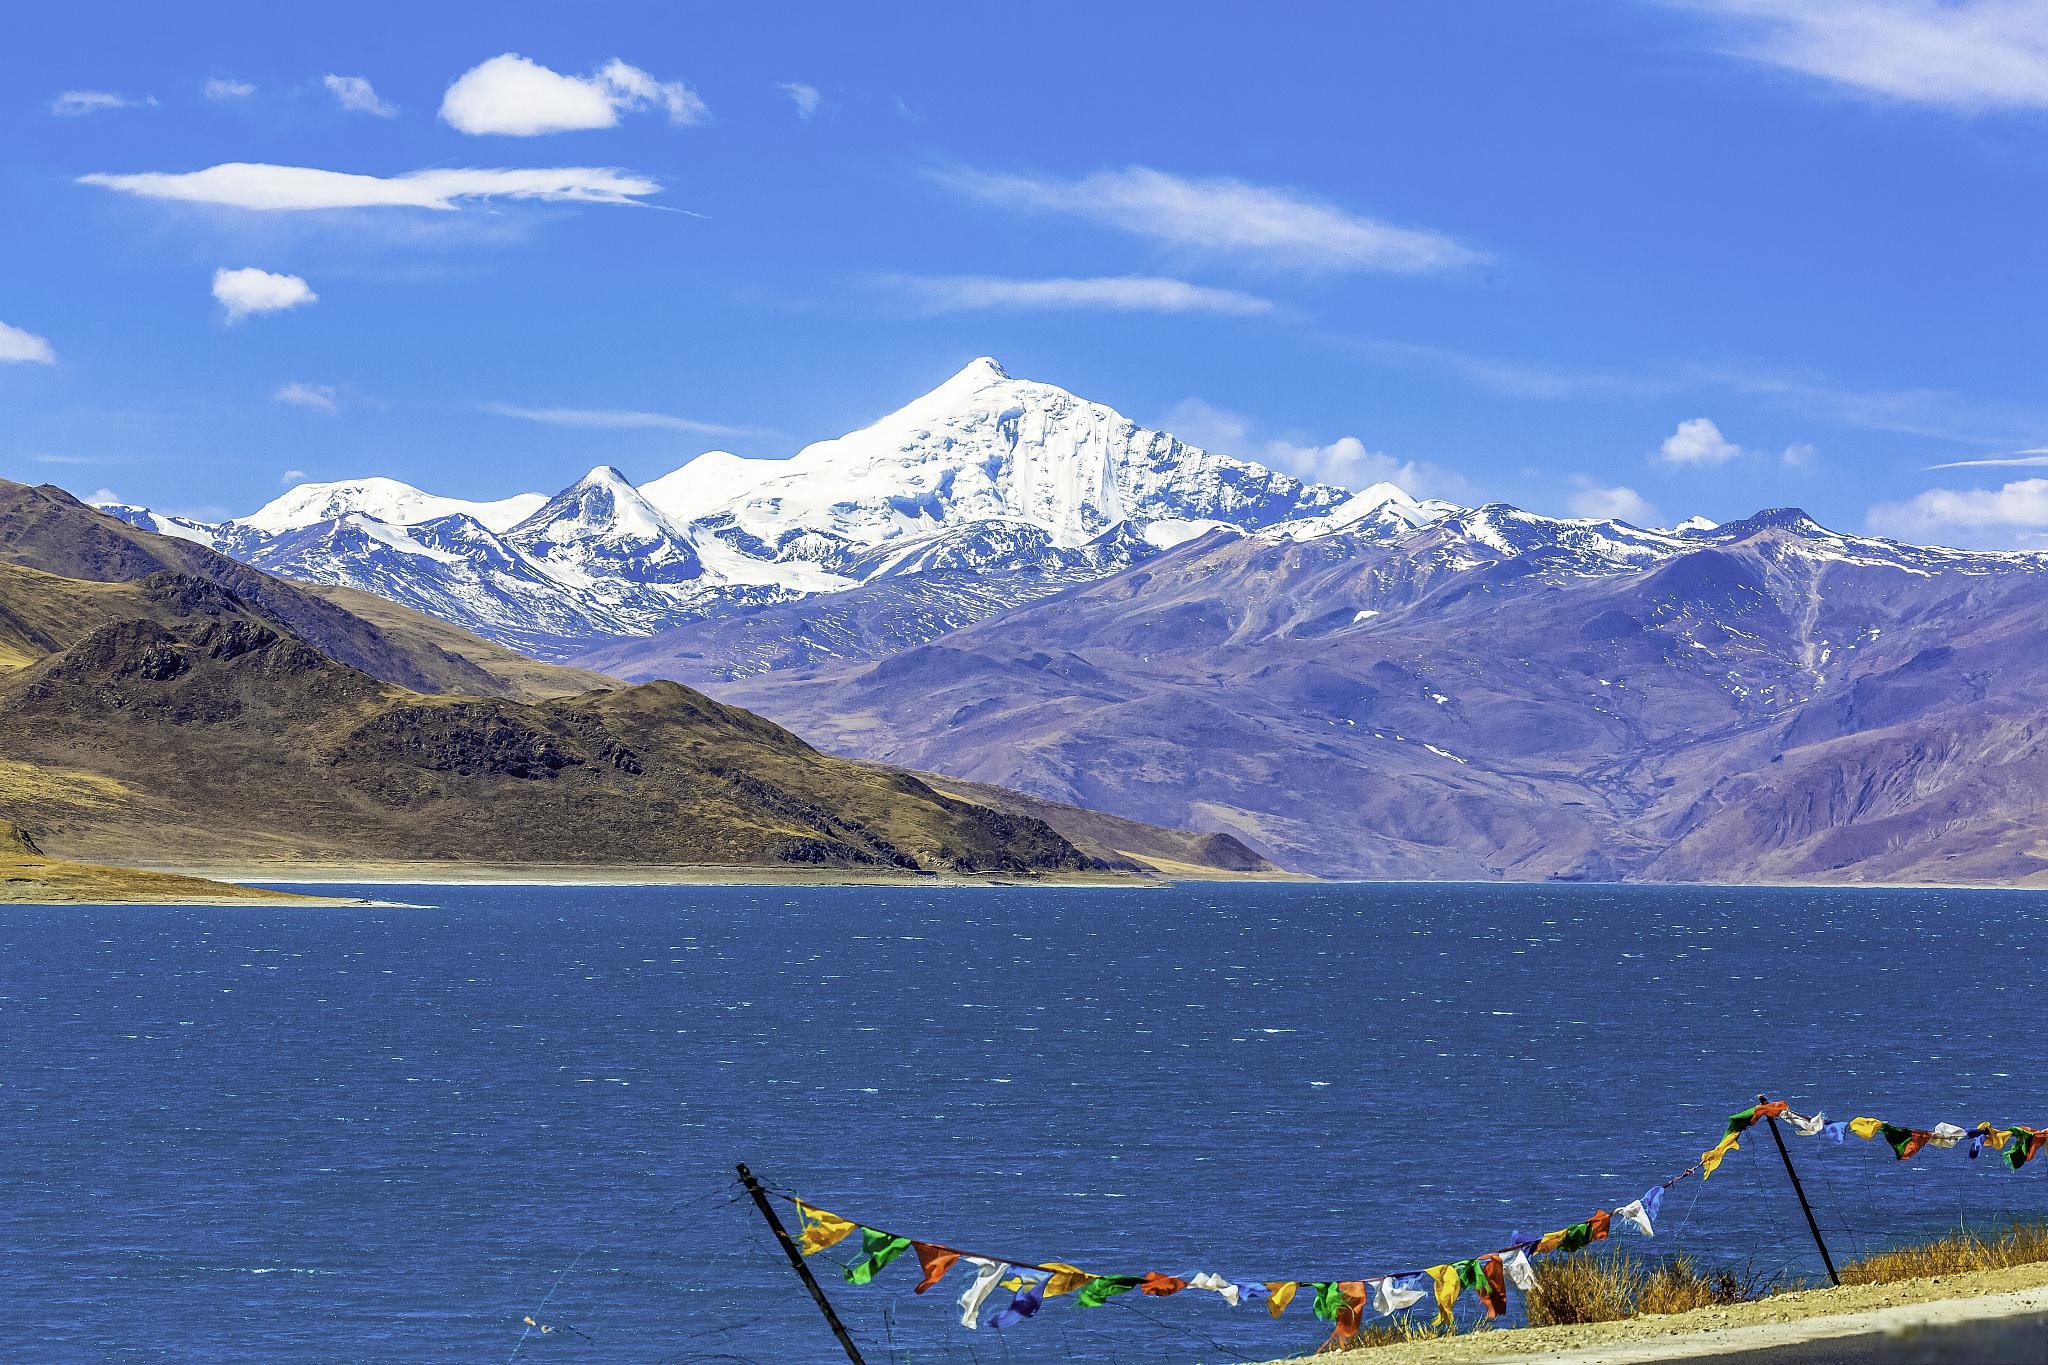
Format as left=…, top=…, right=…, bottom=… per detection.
left=1759, top=1094, right=1839, bottom=1286
left=735, top=1163, right=869, bottom=1364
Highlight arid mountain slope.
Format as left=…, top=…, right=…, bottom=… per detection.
left=711, top=512, right=2048, bottom=884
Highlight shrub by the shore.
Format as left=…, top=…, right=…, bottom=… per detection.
left=1522, top=1252, right=1751, bottom=1327
left=1838, top=1221, right=2048, bottom=1286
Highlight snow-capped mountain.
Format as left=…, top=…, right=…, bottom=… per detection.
left=100, top=358, right=1355, bottom=659
left=104, top=355, right=2033, bottom=673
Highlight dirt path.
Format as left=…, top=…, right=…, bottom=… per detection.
left=1250, top=1261, right=2048, bottom=1364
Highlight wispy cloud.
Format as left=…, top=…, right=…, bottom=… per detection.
left=935, top=165, right=1483, bottom=275
left=888, top=274, right=1273, bottom=316
left=80, top=162, right=663, bottom=211
left=203, top=78, right=255, bottom=102
left=275, top=381, right=339, bottom=413
left=51, top=89, right=156, bottom=116
left=1677, top=0, right=2048, bottom=113
left=0, top=321, right=56, bottom=364
left=213, top=267, right=317, bottom=322
left=440, top=54, right=706, bottom=135
left=776, top=82, right=823, bottom=119
left=32, top=453, right=105, bottom=465
left=323, top=74, right=397, bottom=118
left=1927, top=447, right=2048, bottom=470
left=483, top=403, right=772, bottom=437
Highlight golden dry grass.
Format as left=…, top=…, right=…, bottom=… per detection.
left=1520, top=1252, right=1750, bottom=1328
left=1839, top=1222, right=2048, bottom=1285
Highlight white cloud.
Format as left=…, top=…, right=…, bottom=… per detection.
left=890, top=274, right=1273, bottom=316
left=213, top=267, right=317, bottom=322
left=1681, top=0, right=2048, bottom=113
left=1566, top=475, right=1660, bottom=524
left=86, top=488, right=123, bottom=505
left=936, top=165, right=1483, bottom=274
left=0, top=321, right=56, bottom=364
left=440, top=54, right=705, bottom=135
left=776, top=82, right=823, bottom=118
left=1928, top=447, right=2048, bottom=470
left=1868, top=478, right=2048, bottom=547
left=323, top=74, right=397, bottom=117
left=484, top=403, right=769, bottom=437
left=1658, top=416, right=1744, bottom=465
left=275, top=381, right=338, bottom=413
left=1159, top=397, right=1467, bottom=498
left=80, top=162, right=662, bottom=211
left=51, top=90, right=155, bottom=116
left=203, top=78, right=255, bottom=102
left=281, top=469, right=308, bottom=484
left=1781, top=440, right=1817, bottom=467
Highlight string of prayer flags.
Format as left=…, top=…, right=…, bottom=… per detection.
left=1265, top=1282, right=1299, bottom=1318
left=844, top=1229, right=912, bottom=1285
left=911, top=1243, right=960, bottom=1294
left=1077, top=1274, right=1141, bottom=1308
left=956, top=1259, right=1007, bottom=1330
left=796, top=1201, right=857, bottom=1256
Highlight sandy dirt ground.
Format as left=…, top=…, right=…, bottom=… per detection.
left=1251, top=1260, right=2048, bottom=1364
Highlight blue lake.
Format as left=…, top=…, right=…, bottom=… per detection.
left=4, top=882, right=2044, bottom=1363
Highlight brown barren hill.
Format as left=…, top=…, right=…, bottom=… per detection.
left=0, top=482, right=1108, bottom=877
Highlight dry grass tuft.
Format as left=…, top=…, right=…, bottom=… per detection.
left=1524, top=1252, right=1751, bottom=1327
left=1839, top=1221, right=2048, bottom=1286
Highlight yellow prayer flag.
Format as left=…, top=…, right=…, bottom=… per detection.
left=1427, top=1264, right=1461, bottom=1326
left=1848, top=1117, right=1884, bottom=1141
left=1266, top=1282, right=1299, bottom=1318
left=795, top=1200, right=858, bottom=1256
left=1700, top=1133, right=1740, bottom=1179
left=1535, top=1229, right=1566, bottom=1253
left=1983, top=1124, right=2012, bottom=1151
left=1044, top=1263, right=1091, bottom=1297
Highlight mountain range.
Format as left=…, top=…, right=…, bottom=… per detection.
left=103, top=360, right=2048, bottom=885
left=0, top=478, right=1271, bottom=879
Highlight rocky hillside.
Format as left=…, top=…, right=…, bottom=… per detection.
left=0, top=482, right=1108, bottom=876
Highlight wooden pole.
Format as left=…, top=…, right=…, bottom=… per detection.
left=735, top=1163, right=869, bottom=1365
left=1759, top=1093, right=1839, bottom=1286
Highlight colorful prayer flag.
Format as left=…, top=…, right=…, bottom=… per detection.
left=795, top=1201, right=858, bottom=1256
left=1077, top=1275, right=1141, bottom=1308
left=1502, top=1248, right=1538, bottom=1293
left=1881, top=1124, right=1931, bottom=1161
left=1190, top=1272, right=1242, bottom=1307
left=2004, top=1127, right=2045, bottom=1171
left=1427, top=1264, right=1461, bottom=1326
left=911, top=1243, right=960, bottom=1294
left=844, top=1229, right=913, bottom=1285
left=1373, top=1274, right=1427, bottom=1315
left=957, top=1259, right=1008, bottom=1330
left=988, top=1275, right=1047, bottom=1330
left=1043, top=1263, right=1091, bottom=1298
left=1265, top=1282, right=1299, bottom=1318
left=1138, top=1273, right=1188, bottom=1297
left=1849, top=1117, right=1884, bottom=1140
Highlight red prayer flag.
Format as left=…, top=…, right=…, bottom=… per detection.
left=1137, top=1272, right=1189, bottom=1297
left=1588, top=1209, right=1613, bottom=1242
left=910, top=1243, right=961, bottom=1294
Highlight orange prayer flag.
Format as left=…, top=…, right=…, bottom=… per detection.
left=1588, top=1209, right=1613, bottom=1243
left=1137, top=1272, right=1189, bottom=1297
left=910, top=1243, right=961, bottom=1294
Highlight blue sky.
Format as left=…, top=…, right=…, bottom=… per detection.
left=4, top=1, right=2048, bottom=545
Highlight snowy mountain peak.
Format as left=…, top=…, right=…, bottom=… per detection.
left=238, top=476, right=545, bottom=534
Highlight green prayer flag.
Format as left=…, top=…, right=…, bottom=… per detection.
left=2005, top=1128, right=2040, bottom=1171
left=1558, top=1221, right=1594, bottom=1253
left=1454, top=1258, right=1487, bottom=1293
left=843, top=1228, right=913, bottom=1285
left=1724, top=1106, right=1759, bottom=1139
left=1077, top=1275, right=1141, bottom=1307
left=1311, top=1281, right=1346, bottom=1321
left=1880, top=1123, right=1917, bottom=1159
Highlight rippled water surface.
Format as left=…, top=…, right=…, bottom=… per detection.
left=5, top=882, right=2044, bottom=1362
